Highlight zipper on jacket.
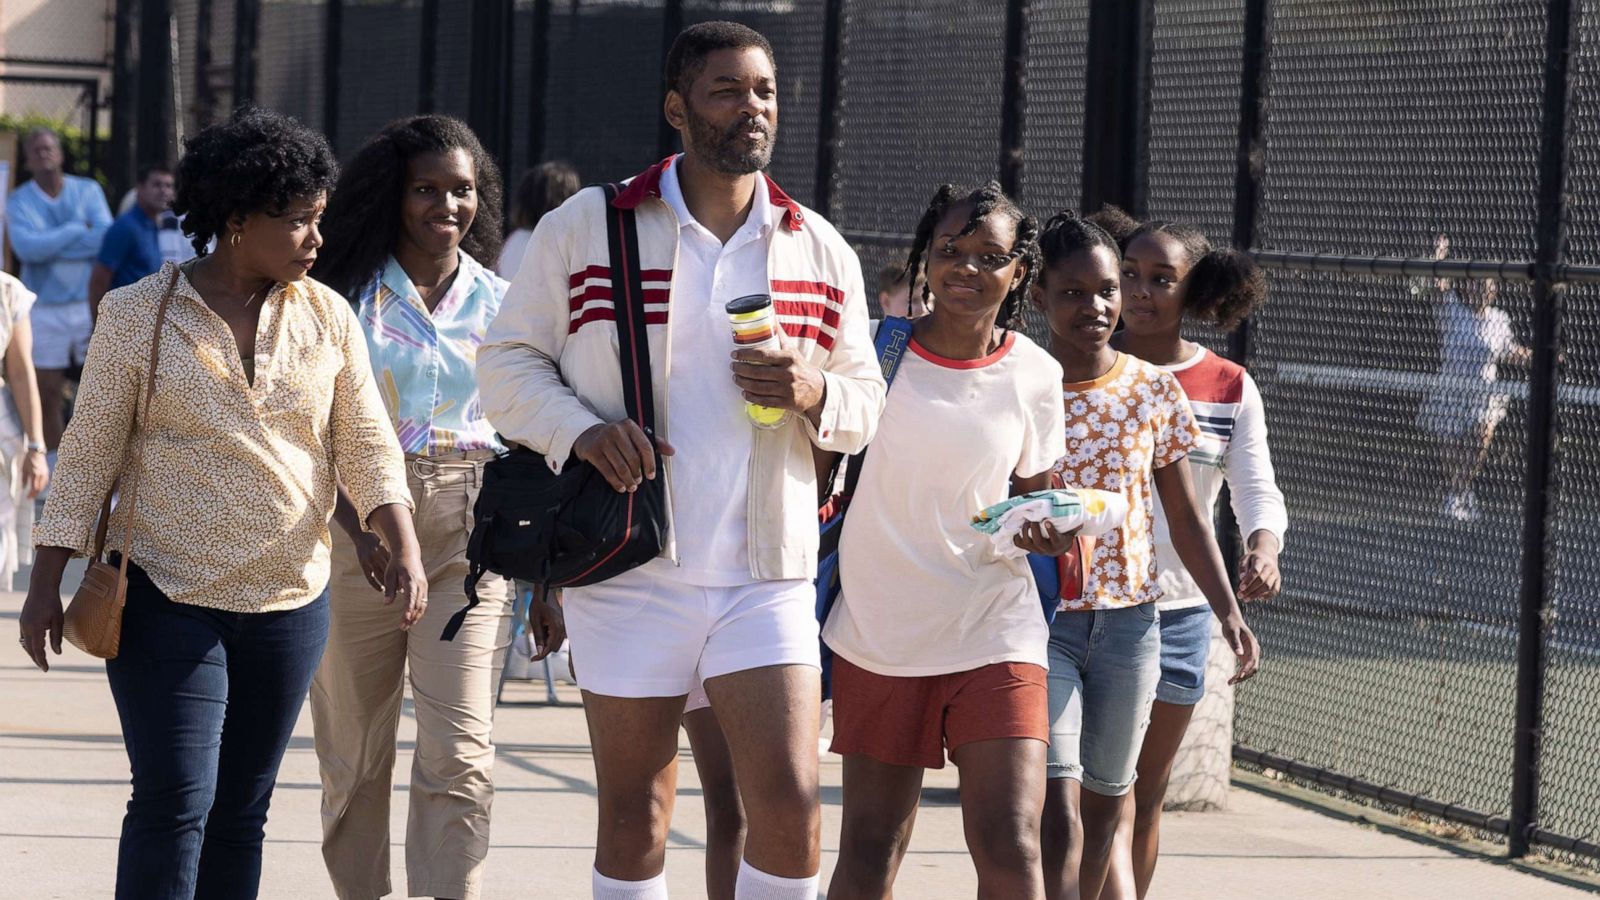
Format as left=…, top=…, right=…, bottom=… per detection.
left=660, top=201, right=682, bottom=567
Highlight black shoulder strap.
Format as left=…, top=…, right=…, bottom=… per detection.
left=448, top=185, right=658, bottom=641
left=602, top=182, right=657, bottom=437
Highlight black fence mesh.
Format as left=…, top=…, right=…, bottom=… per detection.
left=1536, top=2, right=1600, bottom=862
left=508, top=0, right=541, bottom=182
left=542, top=0, right=666, bottom=186
left=1235, top=0, right=1552, bottom=833
left=130, top=0, right=1600, bottom=865
left=172, top=0, right=238, bottom=136
left=1147, top=0, right=1242, bottom=243
left=832, top=0, right=1006, bottom=241
left=1541, top=283, right=1600, bottom=861
left=1, top=0, right=111, bottom=65
left=333, top=0, right=422, bottom=159
left=1147, top=0, right=1244, bottom=356
left=1020, top=0, right=1089, bottom=217
left=1236, top=268, right=1530, bottom=820
left=1256, top=0, right=1545, bottom=260
left=430, top=2, right=475, bottom=122
left=257, top=0, right=327, bottom=132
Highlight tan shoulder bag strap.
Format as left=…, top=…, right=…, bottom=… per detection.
left=87, top=266, right=180, bottom=570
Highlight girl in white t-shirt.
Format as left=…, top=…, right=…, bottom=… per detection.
left=823, top=182, right=1069, bottom=898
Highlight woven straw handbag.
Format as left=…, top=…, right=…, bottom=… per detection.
left=61, top=268, right=177, bottom=659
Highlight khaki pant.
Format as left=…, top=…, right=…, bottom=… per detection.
left=310, top=454, right=513, bottom=900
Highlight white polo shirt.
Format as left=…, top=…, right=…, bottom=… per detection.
left=652, top=156, right=777, bottom=585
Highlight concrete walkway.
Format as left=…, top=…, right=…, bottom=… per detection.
left=0, top=583, right=1593, bottom=899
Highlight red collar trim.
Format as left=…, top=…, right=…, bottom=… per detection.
left=611, top=155, right=806, bottom=231
left=909, top=330, right=1018, bottom=369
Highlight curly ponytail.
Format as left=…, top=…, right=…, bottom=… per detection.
left=1124, top=221, right=1267, bottom=331
left=1184, top=248, right=1267, bottom=331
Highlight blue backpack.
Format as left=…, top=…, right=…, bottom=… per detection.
left=815, top=316, right=913, bottom=700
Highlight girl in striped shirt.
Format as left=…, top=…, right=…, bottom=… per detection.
left=1096, top=208, right=1286, bottom=899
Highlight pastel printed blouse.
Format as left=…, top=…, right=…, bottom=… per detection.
left=357, top=253, right=507, bottom=456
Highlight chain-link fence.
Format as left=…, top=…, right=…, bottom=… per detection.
left=142, top=0, right=1600, bottom=865
left=0, top=77, right=102, bottom=179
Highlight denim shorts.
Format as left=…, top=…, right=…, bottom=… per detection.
left=1046, top=603, right=1161, bottom=797
left=1155, top=605, right=1213, bottom=706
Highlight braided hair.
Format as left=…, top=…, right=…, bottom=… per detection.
left=903, top=181, right=1040, bottom=330
left=1125, top=221, right=1266, bottom=331
left=1037, top=211, right=1122, bottom=277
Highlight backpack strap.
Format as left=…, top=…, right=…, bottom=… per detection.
left=838, top=316, right=913, bottom=499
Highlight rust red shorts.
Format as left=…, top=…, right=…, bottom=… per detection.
left=829, top=657, right=1049, bottom=769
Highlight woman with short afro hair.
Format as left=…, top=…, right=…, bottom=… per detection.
left=308, top=113, right=563, bottom=900
left=18, top=106, right=425, bottom=900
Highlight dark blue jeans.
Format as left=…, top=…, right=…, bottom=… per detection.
left=105, top=561, right=329, bottom=900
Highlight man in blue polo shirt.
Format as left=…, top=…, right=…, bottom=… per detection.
left=89, top=164, right=176, bottom=321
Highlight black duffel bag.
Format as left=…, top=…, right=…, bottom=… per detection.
left=444, top=183, right=666, bottom=640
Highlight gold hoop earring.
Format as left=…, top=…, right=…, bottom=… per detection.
left=230, top=232, right=241, bottom=248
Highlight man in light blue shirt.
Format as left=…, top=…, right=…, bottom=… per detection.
left=5, top=127, right=112, bottom=456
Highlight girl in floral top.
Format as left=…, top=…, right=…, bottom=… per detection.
left=1094, top=207, right=1286, bottom=898
left=310, top=115, right=563, bottom=900
left=1030, top=214, right=1259, bottom=900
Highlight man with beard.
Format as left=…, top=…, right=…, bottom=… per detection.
left=479, top=21, right=885, bottom=900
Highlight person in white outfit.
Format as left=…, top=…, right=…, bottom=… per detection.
left=0, top=273, right=49, bottom=589
left=1416, top=234, right=1530, bottom=522
left=477, top=21, right=886, bottom=900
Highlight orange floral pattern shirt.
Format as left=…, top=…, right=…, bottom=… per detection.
left=1055, top=353, right=1200, bottom=612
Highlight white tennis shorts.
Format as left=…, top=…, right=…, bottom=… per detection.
left=562, top=562, right=819, bottom=699
left=31, top=301, right=91, bottom=371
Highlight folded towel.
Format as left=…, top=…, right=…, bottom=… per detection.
left=971, top=488, right=1129, bottom=559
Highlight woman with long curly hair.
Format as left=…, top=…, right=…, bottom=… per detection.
left=309, top=114, right=563, bottom=900
left=17, top=106, right=422, bottom=900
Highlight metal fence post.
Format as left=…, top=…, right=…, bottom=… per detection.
left=812, top=0, right=845, bottom=218
left=136, top=0, right=176, bottom=171
left=997, top=0, right=1029, bottom=199
left=418, top=0, right=439, bottom=113
left=1079, top=0, right=1154, bottom=216
left=87, top=79, right=101, bottom=180
left=526, top=0, right=552, bottom=165
left=110, top=0, right=135, bottom=194
left=324, top=0, right=343, bottom=151
left=469, top=0, right=516, bottom=169
left=1509, top=0, right=1577, bottom=859
left=194, top=0, right=218, bottom=126
left=655, top=0, right=685, bottom=160
left=233, top=0, right=261, bottom=107
left=1207, top=0, right=1273, bottom=587
left=1230, top=0, right=1271, bottom=305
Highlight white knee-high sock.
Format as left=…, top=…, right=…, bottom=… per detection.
left=734, top=860, right=819, bottom=900
left=592, top=867, right=669, bottom=900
